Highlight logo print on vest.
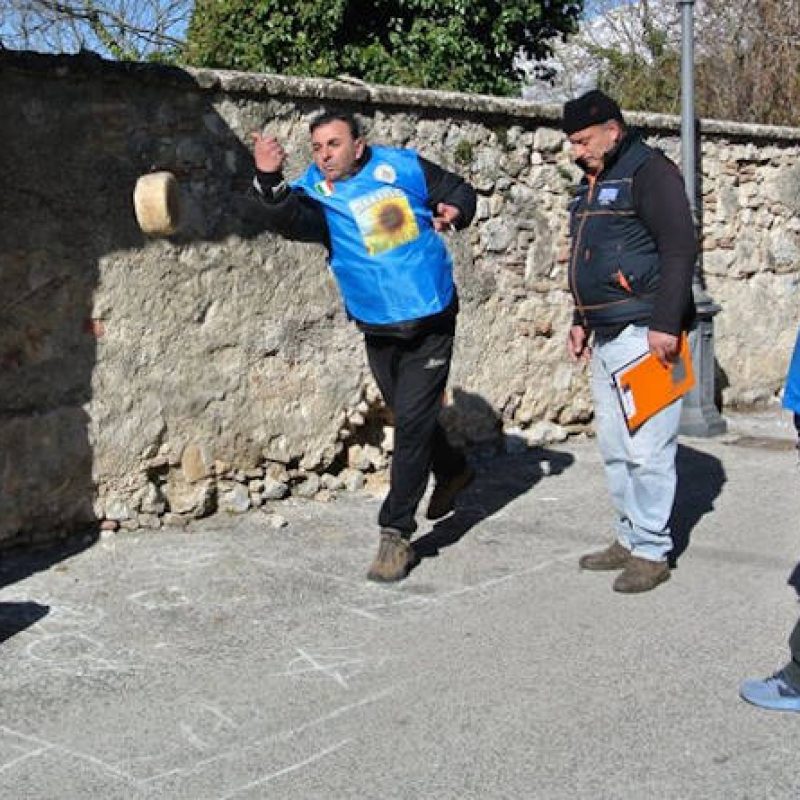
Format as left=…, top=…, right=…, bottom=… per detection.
left=314, top=179, right=334, bottom=196
left=597, top=186, right=619, bottom=206
left=373, top=163, right=397, bottom=184
left=349, top=187, right=419, bottom=256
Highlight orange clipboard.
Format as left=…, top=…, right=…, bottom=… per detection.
left=612, top=333, right=695, bottom=432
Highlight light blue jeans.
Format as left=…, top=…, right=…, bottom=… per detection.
left=590, top=324, right=681, bottom=562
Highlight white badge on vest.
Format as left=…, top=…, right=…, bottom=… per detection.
left=597, top=186, right=619, bottom=205
left=373, top=163, right=397, bottom=184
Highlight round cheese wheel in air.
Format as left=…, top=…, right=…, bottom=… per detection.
left=133, top=171, right=180, bottom=236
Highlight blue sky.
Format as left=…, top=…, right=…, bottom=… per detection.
left=0, top=2, right=191, bottom=58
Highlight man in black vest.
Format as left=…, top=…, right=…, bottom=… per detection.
left=563, top=90, right=696, bottom=593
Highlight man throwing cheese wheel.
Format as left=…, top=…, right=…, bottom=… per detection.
left=252, top=110, right=476, bottom=582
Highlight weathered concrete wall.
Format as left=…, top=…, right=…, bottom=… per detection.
left=1, top=50, right=798, bottom=544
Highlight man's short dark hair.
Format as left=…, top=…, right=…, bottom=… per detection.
left=309, top=110, right=362, bottom=139
left=562, top=90, right=625, bottom=136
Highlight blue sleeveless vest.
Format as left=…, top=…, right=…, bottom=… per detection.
left=292, top=146, right=454, bottom=326
left=568, top=136, right=660, bottom=330
left=784, top=327, right=800, bottom=414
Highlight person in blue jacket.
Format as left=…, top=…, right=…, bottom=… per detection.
left=739, top=330, right=800, bottom=712
left=251, top=110, right=476, bottom=582
left=783, top=326, right=800, bottom=450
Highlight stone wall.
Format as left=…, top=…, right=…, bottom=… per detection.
left=1, top=50, right=798, bottom=545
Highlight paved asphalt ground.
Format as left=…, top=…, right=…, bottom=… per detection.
left=0, top=407, right=798, bottom=800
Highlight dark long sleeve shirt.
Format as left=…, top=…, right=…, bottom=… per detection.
left=632, top=151, right=697, bottom=336
left=254, top=148, right=476, bottom=245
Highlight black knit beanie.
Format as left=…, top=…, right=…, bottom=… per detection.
left=562, top=90, right=624, bottom=135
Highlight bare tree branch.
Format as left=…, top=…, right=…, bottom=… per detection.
left=523, top=0, right=800, bottom=124
left=2, top=0, right=190, bottom=59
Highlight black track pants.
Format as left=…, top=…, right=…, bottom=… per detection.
left=365, top=329, right=465, bottom=537
left=786, top=617, right=800, bottom=689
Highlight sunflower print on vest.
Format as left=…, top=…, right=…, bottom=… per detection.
left=349, top=186, right=420, bottom=256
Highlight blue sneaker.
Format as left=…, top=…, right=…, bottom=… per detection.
left=739, top=670, right=800, bottom=712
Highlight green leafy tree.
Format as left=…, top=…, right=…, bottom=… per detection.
left=184, top=0, right=584, bottom=96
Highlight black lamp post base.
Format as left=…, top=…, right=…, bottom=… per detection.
left=680, top=398, right=728, bottom=437
left=679, top=302, right=728, bottom=437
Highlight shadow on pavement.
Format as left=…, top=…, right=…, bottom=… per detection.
left=0, top=529, right=98, bottom=593
left=788, top=562, right=800, bottom=598
left=0, top=601, right=50, bottom=643
left=411, top=442, right=575, bottom=561
left=669, top=443, right=726, bottom=566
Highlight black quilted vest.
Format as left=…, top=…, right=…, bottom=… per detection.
left=568, top=135, right=660, bottom=331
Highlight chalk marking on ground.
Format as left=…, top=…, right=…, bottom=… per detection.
left=292, top=647, right=349, bottom=688
left=264, top=647, right=391, bottom=688
left=361, top=549, right=587, bottom=613
left=180, top=724, right=210, bottom=751
left=127, top=586, right=190, bottom=610
left=0, top=747, right=51, bottom=775
left=178, top=703, right=240, bottom=752
left=22, top=632, right=134, bottom=675
left=35, top=602, right=106, bottom=633
left=197, top=702, right=237, bottom=730
left=139, top=687, right=395, bottom=785
left=0, top=726, right=138, bottom=785
left=342, top=605, right=381, bottom=620
left=248, top=556, right=410, bottom=597
left=154, top=550, right=221, bottom=570
left=218, top=739, right=351, bottom=799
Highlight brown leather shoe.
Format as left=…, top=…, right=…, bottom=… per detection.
left=366, top=529, right=418, bottom=582
left=578, top=541, right=631, bottom=571
left=426, top=466, right=474, bottom=520
left=613, top=557, right=671, bottom=593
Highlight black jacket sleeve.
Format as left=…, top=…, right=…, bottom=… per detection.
left=253, top=170, right=330, bottom=248
left=418, top=156, right=477, bottom=229
left=632, top=153, right=698, bottom=335
left=253, top=151, right=476, bottom=247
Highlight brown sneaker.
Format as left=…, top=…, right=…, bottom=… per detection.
left=366, top=529, right=417, bottom=582
left=578, top=541, right=631, bottom=571
left=613, top=557, right=671, bottom=593
left=425, top=466, right=474, bottom=520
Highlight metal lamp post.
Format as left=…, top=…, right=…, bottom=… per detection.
left=677, top=0, right=727, bottom=436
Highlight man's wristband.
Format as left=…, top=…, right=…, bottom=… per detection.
left=254, top=172, right=290, bottom=202
left=268, top=179, right=289, bottom=200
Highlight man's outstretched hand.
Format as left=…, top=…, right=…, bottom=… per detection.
left=252, top=133, right=287, bottom=174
